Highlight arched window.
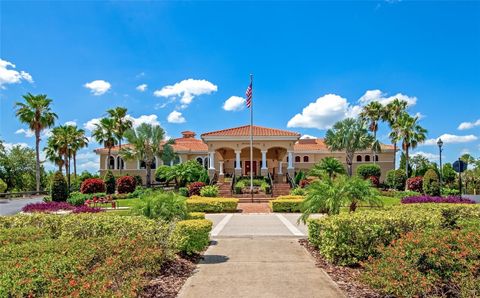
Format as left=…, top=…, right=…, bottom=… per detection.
left=203, top=157, right=209, bottom=169
left=295, top=156, right=301, bottom=163
left=365, top=155, right=371, bottom=162
left=303, top=156, right=309, bottom=163
left=356, top=155, right=362, bottom=162
left=107, top=156, right=115, bottom=169
left=116, top=156, right=124, bottom=170
left=375, top=155, right=379, bottom=162
left=151, top=157, right=157, bottom=170
left=139, top=160, right=146, bottom=169
left=196, top=157, right=203, bottom=165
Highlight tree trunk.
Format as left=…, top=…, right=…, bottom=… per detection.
left=373, top=130, right=377, bottom=165
left=146, top=161, right=152, bottom=187
left=349, top=201, right=357, bottom=212
left=346, top=153, right=353, bottom=177
left=405, top=147, right=410, bottom=190
left=73, top=152, right=77, bottom=180
left=67, top=153, right=71, bottom=192
left=118, top=139, right=122, bottom=175
left=393, top=142, right=397, bottom=169
left=35, top=130, right=41, bottom=193
left=107, top=147, right=112, bottom=170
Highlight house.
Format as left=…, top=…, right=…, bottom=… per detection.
left=94, top=125, right=395, bottom=183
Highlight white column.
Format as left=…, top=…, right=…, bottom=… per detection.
left=278, top=161, right=283, bottom=174
left=235, top=151, right=241, bottom=170
left=261, top=150, right=268, bottom=169
left=288, top=151, right=294, bottom=169
left=209, top=152, right=215, bottom=170
left=219, top=161, right=224, bottom=175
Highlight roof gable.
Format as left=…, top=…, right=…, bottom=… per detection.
left=201, top=125, right=300, bottom=137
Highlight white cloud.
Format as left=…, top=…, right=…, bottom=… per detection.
left=77, top=161, right=99, bottom=171
left=167, top=111, right=186, bottom=124
left=411, top=151, right=439, bottom=161
left=223, top=96, right=246, bottom=111
left=83, top=118, right=101, bottom=131
left=136, top=84, right=147, bottom=92
left=358, top=89, right=417, bottom=107
left=3, top=142, right=29, bottom=150
left=424, top=134, right=478, bottom=146
left=458, top=119, right=480, bottom=130
left=15, top=128, right=35, bottom=138
left=76, top=151, right=97, bottom=160
left=300, top=134, right=317, bottom=139
left=0, top=59, right=33, bottom=89
left=414, top=112, right=425, bottom=120
left=84, top=80, right=111, bottom=95
left=153, top=79, right=218, bottom=108
left=65, top=121, right=77, bottom=126
left=126, top=114, right=160, bottom=128
left=287, top=94, right=359, bottom=129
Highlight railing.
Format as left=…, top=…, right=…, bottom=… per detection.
left=286, top=172, right=296, bottom=189
left=230, top=173, right=236, bottom=196
left=209, top=172, right=218, bottom=186
left=267, top=172, right=274, bottom=197
left=0, top=191, right=48, bottom=199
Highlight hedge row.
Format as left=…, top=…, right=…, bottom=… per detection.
left=307, top=204, right=480, bottom=266
left=170, top=219, right=213, bottom=255
left=269, top=195, right=304, bottom=213
left=187, top=196, right=238, bottom=213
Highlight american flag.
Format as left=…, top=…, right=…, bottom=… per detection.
left=245, top=82, right=252, bottom=108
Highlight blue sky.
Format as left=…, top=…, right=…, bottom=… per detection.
left=1, top=1, right=479, bottom=172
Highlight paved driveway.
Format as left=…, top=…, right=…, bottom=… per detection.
left=0, top=197, right=44, bottom=216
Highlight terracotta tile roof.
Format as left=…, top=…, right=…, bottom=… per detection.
left=294, top=138, right=395, bottom=151
left=201, top=125, right=300, bottom=137
left=94, top=136, right=208, bottom=154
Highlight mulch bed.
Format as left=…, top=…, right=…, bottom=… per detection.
left=299, top=239, right=381, bottom=298
left=140, top=254, right=201, bottom=298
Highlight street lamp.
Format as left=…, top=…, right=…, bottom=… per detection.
left=437, top=138, right=443, bottom=188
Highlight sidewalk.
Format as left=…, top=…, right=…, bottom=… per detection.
left=178, top=213, right=343, bottom=298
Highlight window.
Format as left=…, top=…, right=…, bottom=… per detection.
left=295, top=156, right=301, bottom=163
left=139, top=160, right=146, bottom=169
left=357, top=155, right=362, bottom=162
left=303, top=156, right=309, bottom=163
left=375, top=155, right=379, bottom=162
left=196, top=157, right=203, bottom=165
left=108, top=156, right=115, bottom=169
left=151, top=158, right=157, bottom=170
left=203, top=157, right=209, bottom=169
left=116, top=156, right=124, bottom=170
left=365, top=155, right=371, bottom=162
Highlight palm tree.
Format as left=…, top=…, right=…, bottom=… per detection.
left=50, top=125, right=74, bottom=189
left=309, top=157, right=346, bottom=180
left=70, top=126, right=89, bottom=179
left=107, top=107, right=132, bottom=173
left=44, top=137, right=64, bottom=172
left=120, top=123, right=166, bottom=187
left=324, top=118, right=374, bottom=177
left=394, top=113, right=427, bottom=178
left=359, top=101, right=384, bottom=164
left=92, top=117, right=117, bottom=169
left=383, top=99, right=408, bottom=168
left=15, top=93, right=57, bottom=192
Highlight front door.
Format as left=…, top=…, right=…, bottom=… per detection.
left=245, top=161, right=257, bottom=176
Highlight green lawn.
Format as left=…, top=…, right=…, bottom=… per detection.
left=93, top=198, right=139, bottom=209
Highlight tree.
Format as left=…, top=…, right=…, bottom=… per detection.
left=393, top=113, right=427, bottom=179
left=15, top=93, right=57, bottom=192
left=0, top=144, right=45, bottom=191
left=44, top=137, right=64, bottom=172
left=383, top=99, right=408, bottom=169
left=120, top=123, right=166, bottom=187
left=442, top=163, right=457, bottom=186
left=410, top=153, right=433, bottom=177
left=309, top=157, right=346, bottom=180
left=324, top=118, right=374, bottom=176
left=107, top=107, right=132, bottom=173
left=70, top=126, right=89, bottom=179
left=300, top=176, right=381, bottom=222
left=360, top=101, right=384, bottom=164
left=49, top=125, right=75, bottom=190
left=460, top=154, right=476, bottom=167
left=92, top=117, right=117, bottom=169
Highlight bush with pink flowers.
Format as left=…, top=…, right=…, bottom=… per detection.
left=188, top=182, right=206, bottom=197
left=406, top=176, right=423, bottom=192
left=401, top=195, right=476, bottom=204
left=116, top=176, right=137, bottom=194
left=80, top=178, right=106, bottom=194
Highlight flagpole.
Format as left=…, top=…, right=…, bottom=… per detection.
left=249, top=74, right=254, bottom=203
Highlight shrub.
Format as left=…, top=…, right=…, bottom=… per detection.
left=270, top=198, right=303, bottom=212
left=80, top=178, right=106, bottom=194
left=134, top=175, right=143, bottom=186
left=67, top=192, right=106, bottom=206
left=294, top=171, right=306, bottom=185
left=362, top=229, right=480, bottom=297
left=290, top=187, right=307, bottom=196
left=116, top=176, right=136, bottom=194
left=50, top=171, right=68, bottom=202
left=188, top=182, right=206, bottom=197
left=276, top=195, right=304, bottom=200
left=103, top=170, right=116, bottom=194
left=187, top=196, right=238, bottom=213
left=186, top=212, right=206, bottom=220
left=127, top=186, right=152, bottom=199
left=368, top=176, right=379, bottom=187
left=234, top=180, right=245, bottom=194
left=385, top=169, right=407, bottom=190
left=71, top=205, right=103, bottom=213
left=0, top=178, right=7, bottom=193
left=178, top=187, right=189, bottom=197
left=401, top=195, right=476, bottom=204
left=406, top=176, right=423, bottom=192
left=170, top=219, right=213, bottom=255
left=299, top=179, right=310, bottom=188
left=0, top=214, right=170, bottom=297
left=423, top=169, right=440, bottom=196
left=22, top=201, right=74, bottom=213
left=133, top=192, right=188, bottom=221
left=200, top=185, right=219, bottom=197
left=307, top=204, right=480, bottom=266
left=357, top=164, right=381, bottom=179
left=442, top=187, right=460, bottom=196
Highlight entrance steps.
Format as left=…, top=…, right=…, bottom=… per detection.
left=272, top=183, right=291, bottom=197
left=215, top=182, right=291, bottom=202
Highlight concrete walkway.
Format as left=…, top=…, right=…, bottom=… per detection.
left=178, top=213, right=343, bottom=298
left=0, top=197, right=44, bottom=216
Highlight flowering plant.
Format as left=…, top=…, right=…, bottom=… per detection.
left=401, top=195, right=476, bottom=204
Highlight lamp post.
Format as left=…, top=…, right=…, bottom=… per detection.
left=437, top=138, right=443, bottom=188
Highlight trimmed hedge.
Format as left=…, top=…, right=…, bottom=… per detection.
left=187, top=196, right=238, bottom=213
left=423, top=169, right=440, bottom=196
left=357, top=164, right=381, bottom=179
left=50, top=171, right=68, bottom=202
left=276, top=195, right=304, bottom=200
left=170, top=219, right=213, bottom=255
left=186, top=212, right=206, bottom=220
left=270, top=199, right=303, bottom=212
left=307, top=204, right=480, bottom=266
